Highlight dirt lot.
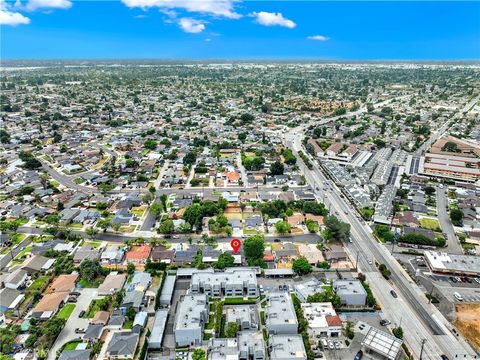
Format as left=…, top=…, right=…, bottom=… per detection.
left=455, top=304, right=480, bottom=351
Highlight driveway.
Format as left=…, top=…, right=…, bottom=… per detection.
left=436, top=187, right=464, bottom=255
left=48, top=288, right=99, bottom=360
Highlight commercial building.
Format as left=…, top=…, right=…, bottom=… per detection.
left=294, top=279, right=324, bottom=303
left=420, top=153, right=480, bottom=183
left=424, top=251, right=480, bottom=276
left=333, top=279, right=367, bottom=307
left=361, top=327, right=403, bottom=360
left=269, top=334, right=307, bottom=360
left=208, top=331, right=266, bottom=360
left=174, top=294, right=209, bottom=347
left=301, top=302, right=342, bottom=337
left=265, top=292, right=298, bottom=335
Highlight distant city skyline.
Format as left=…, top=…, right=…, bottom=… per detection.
left=1, top=1, right=480, bottom=60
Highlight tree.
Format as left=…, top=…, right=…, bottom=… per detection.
left=86, top=228, right=99, bottom=239
left=126, top=262, right=135, bottom=275
left=323, top=215, right=350, bottom=242
left=393, top=326, right=404, bottom=339
left=125, top=307, right=136, bottom=321
left=79, top=259, right=105, bottom=282
left=96, top=219, right=110, bottom=232
left=111, top=222, right=121, bottom=232
left=225, top=322, right=240, bottom=338
left=214, top=252, right=235, bottom=269
left=150, top=203, right=163, bottom=218
left=292, top=257, right=312, bottom=275
left=374, top=224, right=394, bottom=242
left=192, top=349, right=206, bottom=360
left=424, top=186, right=436, bottom=196
left=158, top=219, right=175, bottom=235
left=450, top=208, right=463, bottom=226
left=243, top=235, right=265, bottom=262
left=144, top=138, right=157, bottom=150
left=183, top=151, right=197, bottom=166
left=270, top=160, right=284, bottom=176
left=275, top=221, right=291, bottom=234
left=238, top=132, right=247, bottom=143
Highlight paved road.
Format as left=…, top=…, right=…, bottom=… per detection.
left=436, top=186, right=464, bottom=255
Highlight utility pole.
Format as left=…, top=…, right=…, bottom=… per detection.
left=419, top=338, right=427, bottom=360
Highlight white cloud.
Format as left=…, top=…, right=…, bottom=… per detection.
left=122, top=0, right=241, bottom=19
left=307, top=35, right=330, bottom=41
left=0, top=8, right=30, bottom=25
left=25, top=0, right=72, bottom=11
left=251, top=11, right=295, bottom=28
left=178, top=17, right=205, bottom=33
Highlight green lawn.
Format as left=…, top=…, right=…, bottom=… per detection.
left=14, top=245, right=33, bottom=260
left=28, top=275, right=50, bottom=291
left=78, top=277, right=104, bottom=288
left=57, top=304, right=76, bottom=320
left=419, top=218, right=440, bottom=231
left=63, top=340, right=83, bottom=351
left=123, top=320, right=133, bottom=329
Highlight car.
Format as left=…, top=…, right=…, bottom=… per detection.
left=74, top=328, right=86, bottom=334
left=380, top=319, right=391, bottom=326
left=453, top=292, right=463, bottom=301
left=460, top=277, right=468, bottom=283
left=390, top=290, right=398, bottom=298
left=172, top=235, right=180, bottom=239
left=70, top=291, right=81, bottom=296
left=465, top=277, right=472, bottom=283
left=449, top=276, right=458, bottom=283
left=67, top=297, right=77, bottom=303
left=320, top=338, right=328, bottom=348
left=278, top=285, right=283, bottom=290
left=474, top=278, right=480, bottom=285
left=79, top=310, right=85, bottom=318
left=274, top=238, right=281, bottom=242
left=327, top=340, right=334, bottom=350
left=367, top=260, right=373, bottom=265
left=354, top=350, right=363, bottom=360
left=440, top=355, right=449, bottom=360
left=314, top=352, right=323, bottom=358
left=283, top=285, right=289, bottom=291
left=334, top=341, right=340, bottom=350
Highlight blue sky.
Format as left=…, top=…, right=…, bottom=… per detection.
left=1, top=1, right=479, bottom=59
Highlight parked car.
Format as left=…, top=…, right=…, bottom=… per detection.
left=70, top=291, right=81, bottom=296
left=67, top=297, right=77, bottom=303
left=274, top=238, right=281, bottom=242
left=354, top=350, right=363, bottom=360
left=74, top=328, right=86, bottom=334
left=380, top=319, right=391, bottom=326
left=334, top=341, right=340, bottom=350
left=440, top=355, right=449, bottom=360
left=390, top=290, right=398, bottom=298
left=474, top=278, right=480, bottom=285
left=79, top=310, right=85, bottom=318
left=449, top=276, right=458, bottom=283
left=465, top=277, right=472, bottom=284
left=321, top=339, right=328, bottom=348
left=328, top=340, right=334, bottom=350
left=453, top=292, right=463, bottom=301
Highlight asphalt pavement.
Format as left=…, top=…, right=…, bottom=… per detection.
left=436, top=186, right=464, bottom=255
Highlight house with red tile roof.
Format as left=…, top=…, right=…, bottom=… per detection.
left=125, top=245, right=152, bottom=265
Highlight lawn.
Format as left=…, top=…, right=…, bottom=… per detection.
left=223, top=297, right=258, bottom=305
left=14, top=245, right=33, bottom=260
left=78, top=277, right=104, bottom=288
left=28, top=275, right=50, bottom=291
left=63, top=340, right=83, bottom=351
left=123, top=320, right=133, bottom=329
left=419, top=218, right=440, bottom=231
left=57, top=304, right=76, bottom=320
left=69, top=223, right=84, bottom=229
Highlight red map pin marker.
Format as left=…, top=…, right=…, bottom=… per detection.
left=230, top=238, right=241, bottom=253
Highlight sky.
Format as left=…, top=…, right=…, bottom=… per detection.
left=1, top=0, right=480, bottom=60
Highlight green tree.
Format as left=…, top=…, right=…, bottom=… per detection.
left=275, top=221, right=291, bottom=234
left=126, top=262, right=136, bottom=275
left=323, top=215, right=350, bottom=242
left=292, top=257, right=312, bottom=275
left=158, top=219, right=175, bottom=235
left=214, top=253, right=235, bottom=269
left=225, top=322, right=240, bottom=338
left=393, top=326, right=404, bottom=339
left=450, top=208, right=463, bottom=226
left=192, top=349, right=206, bottom=360
left=270, top=160, right=284, bottom=176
